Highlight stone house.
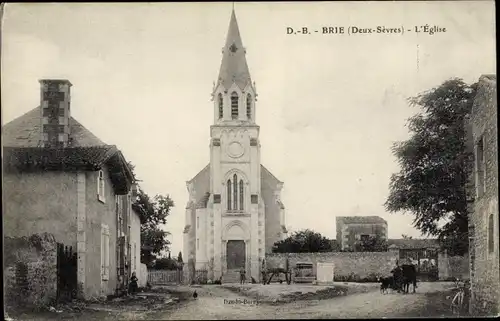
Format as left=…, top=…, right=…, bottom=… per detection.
left=466, top=74, right=498, bottom=315
left=2, top=79, right=142, bottom=299
left=336, top=216, right=388, bottom=251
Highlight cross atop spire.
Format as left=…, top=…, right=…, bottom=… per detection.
left=214, top=7, right=253, bottom=93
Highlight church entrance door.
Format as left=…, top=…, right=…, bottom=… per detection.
left=226, top=240, right=245, bottom=270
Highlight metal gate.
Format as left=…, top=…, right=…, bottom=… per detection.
left=56, top=243, right=78, bottom=301
left=399, top=248, right=439, bottom=281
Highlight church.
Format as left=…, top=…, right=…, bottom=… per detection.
left=183, top=9, right=288, bottom=283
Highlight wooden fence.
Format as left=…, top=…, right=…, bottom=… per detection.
left=148, top=269, right=183, bottom=285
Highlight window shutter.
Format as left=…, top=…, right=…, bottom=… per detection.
left=97, top=171, right=101, bottom=196
left=105, top=230, right=110, bottom=279
left=101, top=229, right=105, bottom=278
left=101, top=224, right=110, bottom=280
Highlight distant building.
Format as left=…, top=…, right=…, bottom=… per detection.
left=336, top=216, right=388, bottom=251
left=2, top=79, right=141, bottom=299
left=466, top=74, right=498, bottom=315
left=388, top=238, right=440, bottom=281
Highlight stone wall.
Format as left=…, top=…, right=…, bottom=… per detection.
left=438, top=253, right=470, bottom=280
left=449, top=255, right=470, bottom=280
left=138, top=263, right=148, bottom=288
left=4, top=233, right=58, bottom=309
left=265, top=251, right=399, bottom=280
left=469, top=75, right=499, bottom=315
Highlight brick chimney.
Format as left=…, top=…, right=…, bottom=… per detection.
left=39, top=79, right=72, bottom=148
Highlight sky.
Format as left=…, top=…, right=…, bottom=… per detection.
left=1, top=2, right=496, bottom=258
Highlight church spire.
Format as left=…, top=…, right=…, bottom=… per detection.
left=214, top=7, right=253, bottom=93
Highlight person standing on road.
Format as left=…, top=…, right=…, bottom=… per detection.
left=391, top=261, right=403, bottom=293
left=239, top=267, right=246, bottom=285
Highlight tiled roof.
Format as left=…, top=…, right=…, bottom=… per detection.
left=2, top=104, right=135, bottom=194
left=3, top=145, right=116, bottom=171
left=337, top=216, right=387, bottom=225
left=387, top=238, right=439, bottom=249
left=2, top=107, right=106, bottom=148
left=3, top=145, right=134, bottom=194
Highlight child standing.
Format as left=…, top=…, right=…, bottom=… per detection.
left=129, top=272, right=139, bottom=294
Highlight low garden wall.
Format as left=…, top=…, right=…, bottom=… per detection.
left=265, top=251, right=399, bottom=281
left=438, top=253, right=470, bottom=280
left=4, top=233, right=58, bottom=309
left=138, top=263, right=148, bottom=287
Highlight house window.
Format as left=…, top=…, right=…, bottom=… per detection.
left=246, top=94, right=252, bottom=119
left=197, top=217, right=199, bottom=229
left=233, top=174, right=238, bottom=210
left=239, top=180, right=244, bottom=210
left=227, top=180, right=232, bottom=210
left=101, top=224, right=110, bottom=281
left=231, top=92, right=239, bottom=119
left=97, top=170, right=106, bottom=202
left=475, top=135, right=486, bottom=197
left=218, top=93, right=223, bottom=119
left=488, top=214, right=494, bottom=253
left=196, top=238, right=200, bottom=250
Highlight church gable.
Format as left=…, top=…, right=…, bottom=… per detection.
left=260, top=164, right=283, bottom=191
left=3, top=107, right=106, bottom=148
left=187, top=164, right=211, bottom=209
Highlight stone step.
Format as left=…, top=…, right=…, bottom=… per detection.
left=222, top=271, right=241, bottom=284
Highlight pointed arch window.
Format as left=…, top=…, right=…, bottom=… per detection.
left=227, top=174, right=246, bottom=212
left=233, top=174, right=238, bottom=209
left=218, top=93, right=223, bottom=119
left=231, top=92, right=239, bottom=119
left=239, top=180, right=244, bottom=210
left=227, top=180, right=232, bottom=210
left=246, top=94, right=252, bottom=120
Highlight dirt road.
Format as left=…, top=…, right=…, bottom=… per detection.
left=157, top=282, right=454, bottom=320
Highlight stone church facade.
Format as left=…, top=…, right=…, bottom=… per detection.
left=183, top=9, right=287, bottom=283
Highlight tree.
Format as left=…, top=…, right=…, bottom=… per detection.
left=177, top=252, right=183, bottom=264
left=272, top=229, right=335, bottom=253
left=354, top=235, right=388, bottom=252
left=154, top=257, right=179, bottom=270
left=385, top=78, right=477, bottom=256
left=128, top=162, right=175, bottom=266
left=401, top=234, right=413, bottom=240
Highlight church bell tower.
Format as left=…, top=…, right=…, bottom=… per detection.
left=208, top=8, right=262, bottom=280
